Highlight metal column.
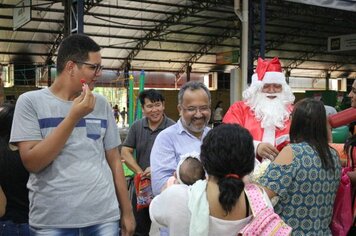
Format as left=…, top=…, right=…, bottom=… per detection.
left=63, top=0, right=84, bottom=36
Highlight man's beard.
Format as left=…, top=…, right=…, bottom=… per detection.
left=247, top=93, right=290, bottom=129
left=180, top=116, right=209, bottom=134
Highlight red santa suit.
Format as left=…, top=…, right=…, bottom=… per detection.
left=223, top=57, right=294, bottom=158
left=223, top=101, right=292, bottom=151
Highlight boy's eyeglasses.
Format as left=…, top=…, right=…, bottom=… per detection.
left=74, top=61, right=104, bottom=74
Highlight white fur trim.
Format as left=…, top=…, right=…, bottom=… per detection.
left=262, top=126, right=276, bottom=145
left=251, top=71, right=286, bottom=85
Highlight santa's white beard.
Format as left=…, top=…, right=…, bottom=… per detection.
left=248, top=93, right=290, bottom=129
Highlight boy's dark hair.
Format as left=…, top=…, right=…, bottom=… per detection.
left=200, top=124, right=255, bottom=215
left=179, top=157, right=205, bottom=185
left=56, top=34, right=101, bottom=74
left=138, top=89, right=165, bottom=107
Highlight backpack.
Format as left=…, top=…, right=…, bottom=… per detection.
left=238, top=184, right=292, bottom=236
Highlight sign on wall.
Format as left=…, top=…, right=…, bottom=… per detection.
left=13, top=0, right=31, bottom=31
left=328, top=34, right=356, bottom=52
left=216, top=50, right=240, bottom=65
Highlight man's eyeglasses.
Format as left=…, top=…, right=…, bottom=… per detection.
left=181, top=105, right=210, bottom=114
left=74, top=61, right=104, bottom=74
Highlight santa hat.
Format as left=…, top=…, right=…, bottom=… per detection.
left=251, top=57, right=286, bottom=85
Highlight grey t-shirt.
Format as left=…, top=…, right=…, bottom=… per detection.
left=122, top=116, right=175, bottom=170
left=10, top=88, right=121, bottom=228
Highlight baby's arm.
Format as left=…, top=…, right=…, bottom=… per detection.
left=161, top=172, right=179, bottom=191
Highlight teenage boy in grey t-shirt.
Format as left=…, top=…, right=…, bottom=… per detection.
left=10, top=34, right=135, bottom=236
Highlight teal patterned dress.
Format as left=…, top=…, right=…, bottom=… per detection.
left=258, top=142, right=341, bottom=235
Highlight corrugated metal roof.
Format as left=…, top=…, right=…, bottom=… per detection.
left=0, top=0, right=356, bottom=81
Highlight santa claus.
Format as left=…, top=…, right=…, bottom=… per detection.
left=223, top=57, right=295, bottom=161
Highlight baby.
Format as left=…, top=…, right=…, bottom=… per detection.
left=164, top=152, right=206, bottom=189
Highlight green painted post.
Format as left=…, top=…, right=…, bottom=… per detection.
left=137, top=70, right=145, bottom=119
left=123, top=73, right=135, bottom=178
left=128, top=74, right=134, bottom=126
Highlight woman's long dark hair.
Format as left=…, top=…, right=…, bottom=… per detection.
left=290, top=98, right=335, bottom=169
left=200, top=124, right=255, bottom=215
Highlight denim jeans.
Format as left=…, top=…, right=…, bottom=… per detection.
left=29, top=221, right=120, bottom=236
left=0, top=220, right=30, bottom=236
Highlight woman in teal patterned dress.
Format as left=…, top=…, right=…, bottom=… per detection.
left=258, top=98, right=341, bottom=235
